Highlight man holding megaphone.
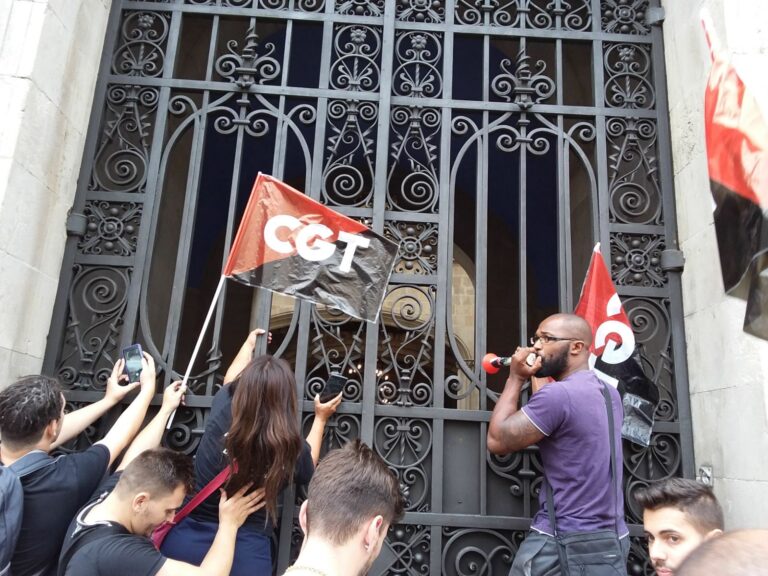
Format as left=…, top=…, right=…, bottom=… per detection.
left=487, top=313, right=629, bottom=576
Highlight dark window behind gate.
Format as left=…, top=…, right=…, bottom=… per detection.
left=45, top=0, right=694, bottom=573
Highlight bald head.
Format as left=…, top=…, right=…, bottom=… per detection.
left=540, top=314, right=593, bottom=347
left=677, top=530, right=768, bottom=576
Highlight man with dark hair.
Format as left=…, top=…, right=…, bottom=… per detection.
left=283, top=440, right=405, bottom=576
left=59, top=447, right=265, bottom=576
left=0, top=356, right=158, bottom=576
left=634, top=478, right=724, bottom=576
left=677, top=529, right=768, bottom=576
left=487, top=313, right=628, bottom=575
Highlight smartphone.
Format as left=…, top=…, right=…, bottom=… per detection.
left=122, top=344, right=144, bottom=383
left=320, top=372, right=345, bottom=403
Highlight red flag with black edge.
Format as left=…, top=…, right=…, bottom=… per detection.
left=574, top=244, right=658, bottom=446
left=223, top=173, right=399, bottom=323
left=703, top=17, right=768, bottom=340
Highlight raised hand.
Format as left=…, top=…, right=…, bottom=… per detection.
left=105, top=358, right=139, bottom=404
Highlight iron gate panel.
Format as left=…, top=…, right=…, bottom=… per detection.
left=44, top=1, right=693, bottom=574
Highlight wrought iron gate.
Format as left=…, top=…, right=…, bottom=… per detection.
left=45, top=0, right=693, bottom=573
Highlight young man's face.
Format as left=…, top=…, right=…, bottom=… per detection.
left=643, top=506, right=711, bottom=576
left=135, top=484, right=186, bottom=537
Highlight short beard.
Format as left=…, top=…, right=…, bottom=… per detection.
left=535, top=349, right=569, bottom=379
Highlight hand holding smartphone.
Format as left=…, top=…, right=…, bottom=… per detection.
left=319, top=372, right=346, bottom=403
left=122, top=343, right=144, bottom=383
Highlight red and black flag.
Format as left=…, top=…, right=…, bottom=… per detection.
left=704, top=19, right=768, bottom=339
left=575, top=244, right=658, bottom=446
left=223, top=174, right=399, bottom=323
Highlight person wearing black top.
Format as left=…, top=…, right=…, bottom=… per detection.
left=0, top=355, right=160, bottom=576
left=59, top=447, right=264, bottom=576
left=161, top=329, right=342, bottom=576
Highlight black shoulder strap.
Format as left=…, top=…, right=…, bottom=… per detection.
left=57, top=523, right=127, bottom=576
left=600, top=381, right=620, bottom=533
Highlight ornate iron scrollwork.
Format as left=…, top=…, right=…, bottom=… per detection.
left=48, top=2, right=689, bottom=574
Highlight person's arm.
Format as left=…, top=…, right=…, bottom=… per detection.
left=157, top=485, right=266, bottom=576
left=305, top=393, right=342, bottom=465
left=95, top=353, right=157, bottom=467
left=487, top=347, right=545, bottom=454
left=52, top=359, right=141, bottom=448
left=117, top=381, right=186, bottom=471
left=223, top=329, right=271, bottom=385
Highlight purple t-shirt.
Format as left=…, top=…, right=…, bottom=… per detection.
left=521, top=369, right=628, bottom=536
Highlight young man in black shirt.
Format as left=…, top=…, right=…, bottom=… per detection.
left=0, top=355, right=160, bottom=576
left=59, top=446, right=264, bottom=576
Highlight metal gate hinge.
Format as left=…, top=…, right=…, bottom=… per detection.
left=646, top=7, right=665, bottom=26
left=66, top=211, right=88, bottom=237
left=660, top=249, right=685, bottom=272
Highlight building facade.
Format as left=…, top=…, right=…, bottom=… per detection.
left=0, top=0, right=766, bottom=572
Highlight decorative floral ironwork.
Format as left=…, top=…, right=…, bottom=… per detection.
left=623, top=433, right=682, bottom=489
left=601, top=0, right=651, bottom=34
left=335, top=0, right=385, bottom=16
left=376, top=524, right=431, bottom=575
left=624, top=297, right=676, bottom=422
left=393, top=31, right=443, bottom=98
left=456, top=0, right=590, bottom=29
left=374, top=417, right=432, bottom=511
left=322, top=100, right=378, bottom=207
left=388, top=106, right=440, bottom=213
left=611, top=233, right=666, bottom=287
left=165, top=406, right=206, bottom=455
left=385, top=222, right=438, bottom=275
left=377, top=285, right=436, bottom=407
left=607, top=117, right=661, bottom=225
left=305, top=307, right=366, bottom=402
left=330, top=25, right=383, bottom=92
left=90, top=85, right=158, bottom=194
left=55, top=265, right=131, bottom=390
left=604, top=43, right=655, bottom=109
left=441, top=527, right=521, bottom=576
left=214, top=23, right=281, bottom=88
left=79, top=201, right=142, bottom=256
left=396, top=0, right=444, bottom=23
left=112, top=11, right=169, bottom=77
left=491, top=48, right=556, bottom=108
left=53, top=3, right=685, bottom=573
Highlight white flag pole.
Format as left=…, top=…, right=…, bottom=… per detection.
left=166, top=274, right=227, bottom=429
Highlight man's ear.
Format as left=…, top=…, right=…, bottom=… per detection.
left=704, top=528, right=724, bottom=541
left=570, top=340, right=587, bottom=355
left=43, top=419, right=60, bottom=442
left=299, top=500, right=309, bottom=535
left=132, top=492, right=150, bottom=513
left=363, top=515, right=385, bottom=551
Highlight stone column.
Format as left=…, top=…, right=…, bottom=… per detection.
left=0, top=0, right=111, bottom=387
left=662, top=0, right=768, bottom=528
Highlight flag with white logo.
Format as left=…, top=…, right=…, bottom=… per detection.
left=575, top=244, right=659, bottom=446
left=223, top=173, right=399, bottom=323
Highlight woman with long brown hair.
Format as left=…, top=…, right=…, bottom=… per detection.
left=161, top=329, right=341, bottom=575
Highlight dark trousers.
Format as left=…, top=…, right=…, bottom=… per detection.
left=510, top=531, right=630, bottom=576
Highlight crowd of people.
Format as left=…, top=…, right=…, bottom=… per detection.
left=0, top=314, right=766, bottom=576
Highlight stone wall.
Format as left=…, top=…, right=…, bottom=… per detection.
left=0, top=0, right=111, bottom=387
left=661, top=0, right=768, bottom=528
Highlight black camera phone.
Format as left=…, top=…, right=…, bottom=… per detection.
left=122, top=344, right=144, bottom=383
left=320, top=372, right=345, bottom=403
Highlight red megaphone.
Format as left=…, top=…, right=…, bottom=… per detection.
left=481, top=353, right=512, bottom=375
